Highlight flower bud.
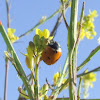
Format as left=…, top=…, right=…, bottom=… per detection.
left=39, top=84, right=49, bottom=98
left=25, top=56, right=35, bottom=70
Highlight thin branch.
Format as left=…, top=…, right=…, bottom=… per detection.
left=4, top=52, right=22, bottom=76
left=61, top=0, right=69, bottom=30
left=50, top=14, right=62, bottom=37
left=4, top=0, right=10, bottom=100
left=4, top=58, right=9, bottom=100
left=59, top=78, right=69, bottom=93
left=77, top=45, right=100, bottom=72
left=6, top=0, right=10, bottom=28
left=46, top=78, right=54, bottom=91
left=77, top=67, right=100, bottom=78
left=50, top=0, right=71, bottom=37
left=76, top=2, right=85, bottom=46
left=19, top=9, right=59, bottom=38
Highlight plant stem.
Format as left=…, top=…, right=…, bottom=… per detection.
left=4, top=0, right=10, bottom=100
left=51, top=55, right=69, bottom=99
left=77, top=78, right=82, bottom=100
left=34, top=62, right=39, bottom=99
left=61, top=0, right=69, bottom=30
left=19, top=9, right=59, bottom=38
left=57, top=55, right=69, bottom=87
left=6, top=0, right=10, bottom=28
left=77, top=66, right=100, bottom=78
left=75, top=2, right=84, bottom=47
left=77, top=45, right=100, bottom=72
left=50, top=0, right=71, bottom=37
left=0, top=24, right=34, bottom=100
left=59, top=78, right=69, bottom=93
left=68, top=0, right=78, bottom=99
left=72, top=2, right=84, bottom=100
left=4, top=58, right=9, bottom=100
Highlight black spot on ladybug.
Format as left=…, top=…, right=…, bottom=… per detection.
left=55, top=50, right=57, bottom=53
left=48, top=57, right=50, bottom=60
left=44, top=51, right=46, bottom=54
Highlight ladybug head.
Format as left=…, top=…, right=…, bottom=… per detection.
left=48, top=41, right=61, bottom=51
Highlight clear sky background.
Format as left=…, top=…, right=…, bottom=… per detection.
left=0, top=0, right=100, bottom=100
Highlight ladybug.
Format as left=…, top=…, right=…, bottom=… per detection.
left=41, top=41, right=62, bottom=65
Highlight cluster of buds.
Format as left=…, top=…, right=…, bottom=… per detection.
left=25, top=29, right=53, bottom=70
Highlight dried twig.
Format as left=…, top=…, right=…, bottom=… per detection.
left=46, top=78, right=54, bottom=91
left=50, top=0, right=71, bottom=37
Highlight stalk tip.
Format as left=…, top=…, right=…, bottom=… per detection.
left=0, top=21, right=2, bottom=25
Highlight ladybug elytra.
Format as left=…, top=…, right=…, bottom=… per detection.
left=41, top=41, right=62, bottom=65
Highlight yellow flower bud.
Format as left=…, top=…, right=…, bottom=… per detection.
left=39, top=84, right=49, bottom=98
left=25, top=56, right=35, bottom=70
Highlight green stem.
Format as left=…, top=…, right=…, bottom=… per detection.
left=34, top=60, right=39, bottom=99
left=0, top=23, right=34, bottom=100
left=77, top=45, right=100, bottom=72
left=68, top=0, right=78, bottom=99
left=19, top=9, right=59, bottom=38
left=51, top=55, right=69, bottom=99
left=57, top=55, right=69, bottom=87
left=59, top=78, right=69, bottom=93
left=77, top=78, right=82, bottom=100
left=77, top=66, right=100, bottom=78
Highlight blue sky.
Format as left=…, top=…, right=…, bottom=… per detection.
left=0, top=0, right=100, bottom=99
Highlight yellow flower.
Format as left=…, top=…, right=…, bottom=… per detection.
left=82, top=70, right=96, bottom=88
left=36, top=29, right=53, bottom=40
left=78, top=10, right=98, bottom=40
left=53, top=72, right=60, bottom=86
left=7, top=28, right=19, bottom=43
left=53, top=72, right=67, bottom=87
left=89, top=10, right=98, bottom=18
left=82, top=70, right=96, bottom=98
